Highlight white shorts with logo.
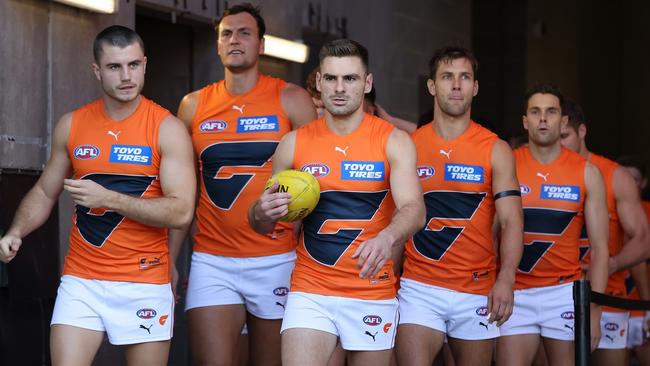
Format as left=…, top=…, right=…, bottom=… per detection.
left=51, top=275, right=174, bottom=345
left=598, top=311, right=629, bottom=349
left=281, top=292, right=399, bottom=351
left=627, top=315, right=644, bottom=348
left=397, top=278, right=499, bottom=340
left=185, top=251, right=295, bottom=319
left=499, top=283, right=574, bottom=340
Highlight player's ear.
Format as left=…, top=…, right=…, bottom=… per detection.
left=522, top=115, right=529, bottom=131
left=427, top=79, right=436, bottom=97
left=473, top=80, right=478, bottom=97
left=364, top=73, right=373, bottom=94
left=316, top=72, right=322, bottom=93
left=578, top=123, right=587, bottom=140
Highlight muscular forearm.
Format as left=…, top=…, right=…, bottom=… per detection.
left=106, top=191, right=193, bottom=229
left=168, top=224, right=191, bottom=264
left=630, top=262, right=650, bottom=300
left=7, top=186, right=59, bottom=239
left=496, top=221, right=523, bottom=285
left=377, top=202, right=425, bottom=248
left=588, top=242, right=609, bottom=293
left=612, top=233, right=650, bottom=273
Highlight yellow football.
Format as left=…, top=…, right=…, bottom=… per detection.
left=265, top=170, right=320, bottom=222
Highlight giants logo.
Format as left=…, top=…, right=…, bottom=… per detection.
left=561, top=311, right=575, bottom=320
left=73, top=145, right=100, bottom=160
left=363, top=315, right=382, bottom=326
left=136, top=308, right=157, bottom=319
left=417, top=165, right=435, bottom=179
left=200, top=120, right=227, bottom=132
left=476, top=307, right=489, bottom=316
left=301, top=163, right=330, bottom=178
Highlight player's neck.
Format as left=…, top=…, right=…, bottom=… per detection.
left=224, top=67, right=260, bottom=96
left=324, top=108, right=365, bottom=135
left=431, top=108, right=471, bottom=140
left=529, top=141, right=562, bottom=164
left=102, top=94, right=141, bottom=122
left=579, top=142, right=591, bottom=159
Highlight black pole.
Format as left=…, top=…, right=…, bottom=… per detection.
left=574, top=279, right=591, bottom=366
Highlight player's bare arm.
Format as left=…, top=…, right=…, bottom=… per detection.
left=281, top=83, right=318, bottom=129
left=352, top=128, right=425, bottom=278
left=248, top=131, right=295, bottom=234
left=63, top=115, right=196, bottom=229
left=0, top=113, right=73, bottom=262
left=608, top=166, right=650, bottom=274
left=490, top=139, right=523, bottom=326
left=584, top=161, right=610, bottom=351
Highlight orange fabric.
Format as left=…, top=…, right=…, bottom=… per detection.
left=291, top=114, right=396, bottom=300
left=191, top=75, right=296, bottom=257
left=581, top=154, right=627, bottom=311
left=514, top=147, right=586, bottom=289
left=64, top=97, right=170, bottom=284
left=402, top=122, right=498, bottom=295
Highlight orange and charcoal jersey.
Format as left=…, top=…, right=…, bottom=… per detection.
left=579, top=154, right=627, bottom=312
left=514, top=147, right=586, bottom=290
left=64, top=97, right=170, bottom=284
left=191, top=74, right=296, bottom=257
left=402, top=121, right=498, bottom=296
left=291, top=114, right=397, bottom=300
left=626, top=200, right=650, bottom=317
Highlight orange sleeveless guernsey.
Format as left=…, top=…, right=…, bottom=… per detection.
left=514, top=147, right=586, bottom=289
left=291, top=114, right=396, bottom=300
left=402, top=121, right=498, bottom=295
left=64, top=97, right=170, bottom=284
left=580, top=154, right=627, bottom=311
left=191, top=75, right=295, bottom=257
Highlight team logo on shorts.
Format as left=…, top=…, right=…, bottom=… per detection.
left=236, top=115, right=279, bottom=133
left=273, top=287, right=289, bottom=296
left=444, top=163, right=484, bottom=183
left=476, top=307, right=489, bottom=316
left=540, top=184, right=580, bottom=202
left=363, top=315, right=382, bottom=326
left=109, top=144, right=153, bottom=165
left=200, top=120, right=227, bottom=132
left=561, top=311, right=575, bottom=320
left=73, top=145, right=100, bottom=160
left=605, top=322, right=619, bottom=331
left=301, top=163, right=330, bottom=178
left=159, top=315, right=169, bottom=326
left=136, top=308, right=157, bottom=319
left=520, top=184, right=531, bottom=195
left=341, top=161, right=385, bottom=181
left=417, top=165, right=435, bottom=180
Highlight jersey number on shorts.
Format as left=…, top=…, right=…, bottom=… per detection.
left=200, top=141, right=278, bottom=210
left=518, top=208, right=577, bottom=273
left=413, top=191, right=486, bottom=261
left=75, top=173, right=157, bottom=247
left=302, top=190, right=388, bottom=266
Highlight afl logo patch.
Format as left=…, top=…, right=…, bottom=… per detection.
left=200, top=120, right=227, bottom=132
left=605, top=323, right=619, bottom=331
left=561, top=311, right=575, bottom=320
left=136, top=308, right=157, bottom=319
left=301, top=163, right=330, bottom=178
left=417, top=165, right=435, bottom=179
left=520, top=184, right=531, bottom=195
left=273, top=287, right=289, bottom=296
left=476, top=307, right=489, bottom=316
left=73, top=145, right=100, bottom=160
left=363, top=315, right=382, bottom=326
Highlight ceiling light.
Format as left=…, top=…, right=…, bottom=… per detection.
left=53, top=0, right=118, bottom=14
left=263, top=35, right=309, bottom=64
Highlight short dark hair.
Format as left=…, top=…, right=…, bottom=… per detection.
left=563, top=98, right=586, bottom=133
left=523, top=83, right=564, bottom=114
left=319, top=39, right=369, bottom=72
left=617, top=155, right=647, bottom=179
left=428, top=46, right=479, bottom=80
left=93, top=25, right=145, bottom=63
left=215, top=2, right=265, bottom=39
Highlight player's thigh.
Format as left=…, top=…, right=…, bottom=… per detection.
left=282, top=328, right=338, bottom=366
left=50, top=324, right=104, bottom=366
left=187, top=304, right=247, bottom=365
left=591, top=348, right=627, bottom=366
left=246, top=313, right=282, bottom=366
left=396, top=324, right=445, bottom=366
left=448, top=337, right=494, bottom=366
left=496, top=334, right=540, bottom=366
left=347, top=349, right=393, bottom=366
left=542, top=337, right=574, bottom=366
left=124, top=340, right=170, bottom=366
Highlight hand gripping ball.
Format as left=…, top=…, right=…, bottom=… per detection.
left=265, top=170, right=320, bottom=222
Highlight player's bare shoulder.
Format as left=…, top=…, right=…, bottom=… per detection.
left=281, top=82, right=317, bottom=128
